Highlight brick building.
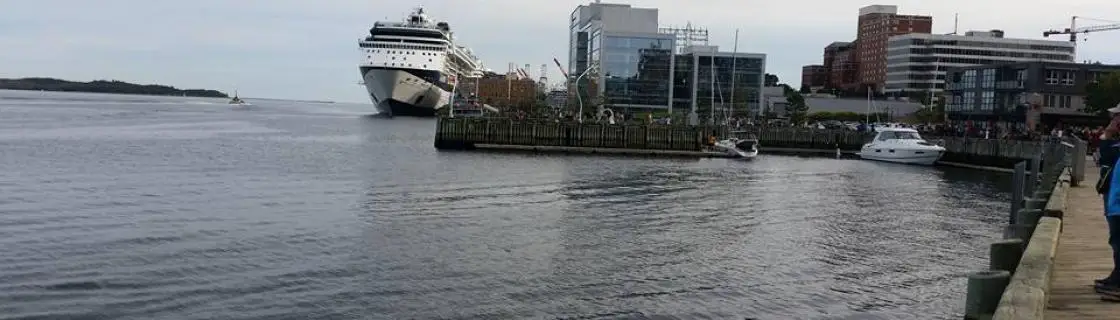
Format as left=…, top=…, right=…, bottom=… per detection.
left=801, top=65, right=827, bottom=90
left=823, top=42, right=858, bottom=90
left=854, top=5, right=932, bottom=92
left=472, top=74, right=539, bottom=111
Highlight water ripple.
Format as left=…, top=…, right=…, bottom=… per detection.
left=0, top=93, right=1012, bottom=319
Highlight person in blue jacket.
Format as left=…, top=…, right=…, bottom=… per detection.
left=1096, top=104, right=1120, bottom=297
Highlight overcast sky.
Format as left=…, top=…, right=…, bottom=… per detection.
left=2, top=0, right=1118, bottom=103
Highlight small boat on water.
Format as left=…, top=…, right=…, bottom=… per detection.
left=856, top=127, right=945, bottom=165
left=228, top=90, right=248, bottom=105
left=713, top=138, right=760, bottom=159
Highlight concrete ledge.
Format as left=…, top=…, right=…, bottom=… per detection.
left=471, top=144, right=735, bottom=158
left=937, top=161, right=1014, bottom=173
left=759, top=147, right=858, bottom=155
left=992, top=216, right=1063, bottom=320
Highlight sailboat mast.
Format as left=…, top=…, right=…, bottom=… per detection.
left=729, top=29, right=738, bottom=125
left=865, top=88, right=870, bottom=124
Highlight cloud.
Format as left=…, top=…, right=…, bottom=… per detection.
left=1, top=0, right=1117, bottom=103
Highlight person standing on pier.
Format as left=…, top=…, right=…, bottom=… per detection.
left=1095, top=104, right=1120, bottom=298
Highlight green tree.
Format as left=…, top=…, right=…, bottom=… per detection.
left=764, top=73, right=780, bottom=87
left=799, top=84, right=811, bottom=94
left=1085, top=71, right=1120, bottom=116
left=780, top=83, right=809, bottom=125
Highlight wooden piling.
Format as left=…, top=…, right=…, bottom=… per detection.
left=965, top=270, right=1012, bottom=319
left=990, top=239, right=1025, bottom=274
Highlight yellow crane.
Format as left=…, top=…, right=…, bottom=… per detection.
left=1043, top=16, right=1120, bottom=42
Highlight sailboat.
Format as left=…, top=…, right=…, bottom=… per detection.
left=228, top=90, right=247, bottom=105
left=711, top=29, right=759, bottom=160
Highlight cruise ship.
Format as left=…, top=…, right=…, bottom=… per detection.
left=359, top=7, right=484, bottom=117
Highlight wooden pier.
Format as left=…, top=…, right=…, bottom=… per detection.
left=434, top=118, right=1068, bottom=168
left=1046, top=158, right=1119, bottom=319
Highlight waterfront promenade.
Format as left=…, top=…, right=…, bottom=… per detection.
left=1047, top=158, right=1120, bottom=318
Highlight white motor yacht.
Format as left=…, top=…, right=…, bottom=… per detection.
left=713, top=138, right=760, bottom=159
left=857, top=127, right=945, bottom=165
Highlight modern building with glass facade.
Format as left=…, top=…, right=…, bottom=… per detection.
left=600, top=32, right=676, bottom=111
left=674, top=45, right=765, bottom=123
left=569, top=2, right=667, bottom=114
left=884, top=30, right=1074, bottom=95
left=568, top=2, right=766, bottom=123
left=943, top=61, right=1120, bottom=130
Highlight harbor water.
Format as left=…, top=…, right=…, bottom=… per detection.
left=0, top=90, right=1013, bottom=319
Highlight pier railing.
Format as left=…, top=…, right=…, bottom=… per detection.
left=434, top=118, right=1089, bottom=174
left=434, top=117, right=717, bottom=152
left=962, top=136, right=1085, bottom=320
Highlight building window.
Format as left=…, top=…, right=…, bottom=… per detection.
left=981, top=91, right=995, bottom=110
left=1061, top=71, right=1075, bottom=86
left=1045, top=70, right=1060, bottom=85
left=1045, top=94, right=1057, bottom=108
left=982, top=69, right=996, bottom=88
left=1061, top=95, right=1072, bottom=108
left=962, top=70, right=977, bottom=88
left=963, top=91, right=976, bottom=110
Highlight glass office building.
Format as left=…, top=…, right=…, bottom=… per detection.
left=674, top=50, right=766, bottom=122
left=600, top=34, right=675, bottom=109
left=567, top=2, right=767, bottom=121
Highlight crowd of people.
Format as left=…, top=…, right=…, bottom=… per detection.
left=1091, top=103, right=1120, bottom=301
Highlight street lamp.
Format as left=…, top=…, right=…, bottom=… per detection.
left=574, top=62, right=600, bottom=123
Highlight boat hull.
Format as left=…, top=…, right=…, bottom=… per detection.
left=360, top=67, right=449, bottom=117
left=714, top=139, right=760, bottom=159
left=857, top=149, right=943, bottom=165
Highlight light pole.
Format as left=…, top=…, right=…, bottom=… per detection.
left=574, top=62, right=599, bottom=123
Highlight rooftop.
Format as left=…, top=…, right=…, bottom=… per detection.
left=890, top=32, right=1074, bottom=46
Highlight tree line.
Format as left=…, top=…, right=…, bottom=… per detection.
left=1086, top=72, right=1120, bottom=116
left=0, top=78, right=228, bottom=98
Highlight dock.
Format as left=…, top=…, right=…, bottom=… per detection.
left=1047, top=159, right=1116, bottom=319
left=434, top=117, right=1072, bottom=170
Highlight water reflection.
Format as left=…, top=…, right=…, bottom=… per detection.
left=0, top=92, right=1011, bottom=320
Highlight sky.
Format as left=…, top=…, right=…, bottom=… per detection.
left=2, top=0, right=1119, bottom=103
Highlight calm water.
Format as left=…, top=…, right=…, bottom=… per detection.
left=0, top=90, right=1013, bottom=320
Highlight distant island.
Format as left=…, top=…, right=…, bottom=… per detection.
left=0, top=78, right=228, bottom=98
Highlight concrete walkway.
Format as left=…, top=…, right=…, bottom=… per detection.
left=1047, top=159, right=1120, bottom=318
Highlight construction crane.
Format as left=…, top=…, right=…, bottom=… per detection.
left=553, top=58, right=568, bottom=78
left=1043, top=16, right=1120, bottom=43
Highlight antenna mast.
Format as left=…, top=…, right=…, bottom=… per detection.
left=953, top=14, right=959, bottom=35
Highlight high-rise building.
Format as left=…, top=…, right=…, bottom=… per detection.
left=855, top=5, right=932, bottom=92
left=885, top=30, right=1075, bottom=95
left=569, top=2, right=674, bottom=113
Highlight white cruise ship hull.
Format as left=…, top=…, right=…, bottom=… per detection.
left=360, top=67, right=449, bottom=117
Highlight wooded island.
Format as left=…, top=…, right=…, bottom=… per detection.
left=0, top=78, right=228, bottom=98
